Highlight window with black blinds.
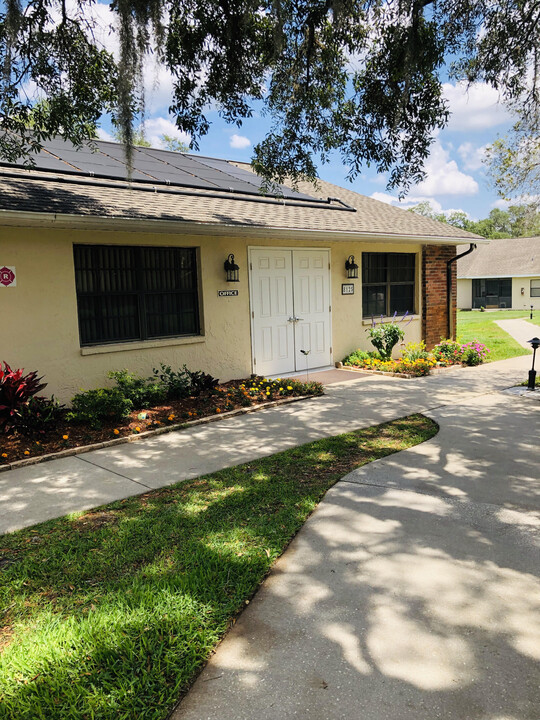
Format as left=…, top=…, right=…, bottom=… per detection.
left=362, top=253, right=416, bottom=318
left=74, top=245, right=200, bottom=346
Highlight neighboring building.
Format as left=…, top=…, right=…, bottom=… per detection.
left=1, top=139, right=482, bottom=402
left=457, top=236, right=540, bottom=310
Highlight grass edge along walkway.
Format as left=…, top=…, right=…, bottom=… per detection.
left=456, top=310, right=531, bottom=362
left=0, top=414, right=438, bottom=720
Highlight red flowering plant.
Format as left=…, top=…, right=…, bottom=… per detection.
left=0, top=362, right=47, bottom=433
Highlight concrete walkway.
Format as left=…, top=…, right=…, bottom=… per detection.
left=495, top=317, right=538, bottom=349
left=0, top=353, right=536, bottom=535
left=172, top=381, right=540, bottom=720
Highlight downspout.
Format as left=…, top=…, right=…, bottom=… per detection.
left=446, top=243, right=477, bottom=338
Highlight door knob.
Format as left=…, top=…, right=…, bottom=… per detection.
left=288, top=316, right=295, bottom=323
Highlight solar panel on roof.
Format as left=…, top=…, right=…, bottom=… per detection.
left=132, top=147, right=219, bottom=188
left=15, top=138, right=150, bottom=181
left=195, top=156, right=319, bottom=201
left=25, top=150, right=77, bottom=172
left=133, top=146, right=275, bottom=194
left=1, top=136, right=321, bottom=202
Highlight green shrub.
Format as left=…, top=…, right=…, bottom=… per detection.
left=67, top=388, right=133, bottom=429
left=342, top=349, right=381, bottom=366
left=108, top=370, right=166, bottom=409
left=151, top=364, right=219, bottom=399
left=401, top=341, right=430, bottom=362
left=151, top=364, right=192, bottom=399
left=13, top=396, right=65, bottom=436
left=185, top=367, right=219, bottom=395
left=367, top=322, right=405, bottom=360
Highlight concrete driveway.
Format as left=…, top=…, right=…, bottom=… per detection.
left=173, top=390, right=540, bottom=720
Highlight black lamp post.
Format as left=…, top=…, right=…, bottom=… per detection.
left=224, top=253, right=239, bottom=282
left=527, top=336, right=540, bottom=390
left=345, top=255, right=358, bottom=279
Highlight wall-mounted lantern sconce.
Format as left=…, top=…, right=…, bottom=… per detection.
left=224, top=253, right=239, bottom=282
left=345, top=255, right=358, bottom=279
left=527, top=336, right=540, bottom=390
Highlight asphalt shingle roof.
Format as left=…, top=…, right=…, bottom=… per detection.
left=0, top=143, right=482, bottom=243
left=457, top=237, right=540, bottom=278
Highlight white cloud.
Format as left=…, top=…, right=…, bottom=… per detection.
left=370, top=192, right=470, bottom=218
left=457, top=142, right=488, bottom=171
left=415, top=141, right=479, bottom=196
left=492, top=194, right=540, bottom=208
left=96, top=127, right=115, bottom=142
left=142, top=117, right=190, bottom=148
left=370, top=192, right=401, bottom=206
left=229, top=134, right=251, bottom=149
left=444, top=81, right=510, bottom=131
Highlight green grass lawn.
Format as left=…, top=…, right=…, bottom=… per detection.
left=456, top=310, right=535, bottom=362
left=0, top=415, right=437, bottom=720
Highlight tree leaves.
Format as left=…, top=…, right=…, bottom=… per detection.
left=0, top=0, right=538, bottom=194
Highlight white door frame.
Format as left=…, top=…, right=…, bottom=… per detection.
left=248, top=246, right=333, bottom=376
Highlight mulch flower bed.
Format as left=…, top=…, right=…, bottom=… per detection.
left=0, top=377, right=323, bottom=465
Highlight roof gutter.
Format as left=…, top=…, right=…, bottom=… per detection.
left=0, top=208, right=487, bottom=246
left=447, top=243, right=477, bottom=338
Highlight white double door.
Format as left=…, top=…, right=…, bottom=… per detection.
left=250, top=248, right=332, bottom=377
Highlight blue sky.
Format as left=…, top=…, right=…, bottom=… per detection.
left=89, top=1, right=513, bottom=221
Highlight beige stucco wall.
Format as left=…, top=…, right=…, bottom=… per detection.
left=512, top=276, right=540, bottom=311
left=457, top=278, right=472, bottom=309
left=2, top=226, right=423, bottom=402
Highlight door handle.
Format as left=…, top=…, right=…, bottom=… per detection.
left=288, top=316, right=295, bottom=323
left=295, top=317, right=304, bottom=322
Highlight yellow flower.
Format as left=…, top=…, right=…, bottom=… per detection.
left=266, top=392, right=270, bottom=396
left=135, top=426, right=141, bottom=432
left=62, top=434, right=69, bottom=440
left=1, top=453, right=7, bottom=458
left=215, top=408, right=221, bottom=413
left=24, top=450, right=30, bottom=456
left=113, top=429, right=120, bottom=435
left=168, top=415, right=175, bottom=421
left=287, top=386, right=293, bottom=391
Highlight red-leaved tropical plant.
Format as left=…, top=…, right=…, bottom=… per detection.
left=0, top=362, right=47, bottom=433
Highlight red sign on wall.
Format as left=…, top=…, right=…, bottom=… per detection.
left=0, top=266, right=16, bottom=287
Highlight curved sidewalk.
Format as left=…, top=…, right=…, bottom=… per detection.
left=173, top=374, right=540, bottom=720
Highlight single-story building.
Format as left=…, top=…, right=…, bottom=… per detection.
left=457, top=236, right=540, bottom=310
left=1, top=139, right=483, bottom=402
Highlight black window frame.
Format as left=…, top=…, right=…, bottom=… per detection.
left=531, top=279, right=540, bottom=297
left=362, top=252, right=416, bottom=318
left=73, top=244, right=200, bottom=347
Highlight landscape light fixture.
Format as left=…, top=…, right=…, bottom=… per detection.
left=345, top=255, right=358, bottom=279
left=224, top=253, right=239, bottom=282
left=527, top=336, right=540, bottom=390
